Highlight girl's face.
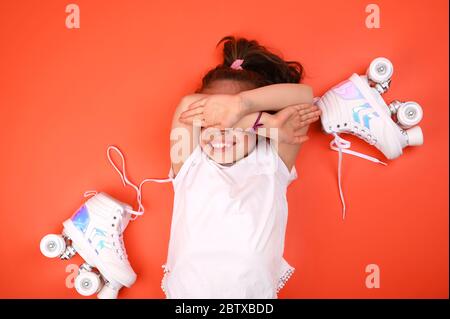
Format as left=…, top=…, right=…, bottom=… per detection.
left=199, top=80, right=258, bottom=165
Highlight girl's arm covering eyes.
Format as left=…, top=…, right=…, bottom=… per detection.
left=179, top=83, right=313, bottom=129
left=176, top=84, right=318, bottom=171
left=238, top=83, right=314, bottom=114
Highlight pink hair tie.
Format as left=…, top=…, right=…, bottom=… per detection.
left=230, top=59, right=244, bottom=70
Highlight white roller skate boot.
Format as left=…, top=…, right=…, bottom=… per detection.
left=41, top=192, right=140, bottom=299
left=315, top=57, right=424, bottom=219
left=40, top=146, right=173, bottom=298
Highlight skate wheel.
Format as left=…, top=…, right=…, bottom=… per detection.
left=397, top=102, right=423, bottom=128
left=97, top=283, right=120, bottom=299
left=367, top=57, right=394, bottom=83
left=405, top=126, right=424, bottom=146
left=74, top=271, right=102, bottom=296
left=40, top=234, right=66, bottom=258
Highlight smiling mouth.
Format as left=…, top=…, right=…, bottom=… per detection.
left=209, top=141, right=237, bottom=151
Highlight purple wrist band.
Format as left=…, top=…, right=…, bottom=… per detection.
left=252, top=111, right=264, bottom=132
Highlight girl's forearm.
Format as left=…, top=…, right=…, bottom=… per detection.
left=238, top=83, right=313, bottom=114
left=233, top=112, right=277, bottom=139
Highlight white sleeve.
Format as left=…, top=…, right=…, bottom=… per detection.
left=169, top=144, right=201, bottom=189
left=267, top=139, right=298, bottom=186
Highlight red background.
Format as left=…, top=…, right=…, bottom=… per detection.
left=0, top=0, right=448, bottom=298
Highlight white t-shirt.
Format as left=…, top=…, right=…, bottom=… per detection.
left=162, top=137, right=298, bottom=298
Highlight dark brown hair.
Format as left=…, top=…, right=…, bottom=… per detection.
left=195, top=35, right=304, bottom=93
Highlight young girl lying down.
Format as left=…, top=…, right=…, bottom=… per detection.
left=162, top=35, right=321, bottom=299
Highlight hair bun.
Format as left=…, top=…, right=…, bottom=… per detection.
left=215, top=35, right=304, bottom=84
left=216, top=36, right=257, bottom=68
left=195, top=35, right=304, bottom=93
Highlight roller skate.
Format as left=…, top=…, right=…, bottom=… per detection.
left=40, top=192, right=140, bottom=298
left=40, top=146, right=172, bottom=298
left=315, top=57, right=424, bottom=218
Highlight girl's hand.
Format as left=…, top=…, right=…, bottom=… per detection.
left=270, top=104, right=321, bottom=144
left=178, top=94, right=246, bottom=128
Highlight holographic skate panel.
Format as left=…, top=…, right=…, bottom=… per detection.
left=71, top=205, right=90, bottom=234
left=332, top=80, right=364, bottom=100
left=86, top=227, right=111, bottom=255
left=352, top=103, right=380, bottom=129
left=91, top=227, right=107, bottom=240
left=95, top=239, right=112, bottom=255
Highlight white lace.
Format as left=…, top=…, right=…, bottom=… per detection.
left=106, top=145, right=172, bottom=219
left=106, top=145, right=172, bottom=260
left=161, top=264, right=169, bottom=298
left=80, top=146, right=173, bottom=262
left=330, top=130, right=387, bottom=220
left=277, top=267, right=295, bottom=294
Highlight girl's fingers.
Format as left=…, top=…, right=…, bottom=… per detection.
left=205, top=123, right=222, bottom=129
left=294, top=115, right=320, bottom=128
left=180, top=106, right=204, bottom=119
left=187, top=98, right=206, bottom=110
left=299, top=110, right=321, bottom=120
left=297, top=108, right=316, bottom=116
left=179, top=116, right=194, bottom=124
left=301, top=114, right=320, bottom=123
left=191, top=118, right=204, bottom=127
left=299, top=116, right=320, bottom=126
left=192, top=118, right=208, bottom=128
left=179, top=115, right=206, bottom=125
left=297, top=105, right=320, bottom=116
left=295, top=103, right=314, bottom=111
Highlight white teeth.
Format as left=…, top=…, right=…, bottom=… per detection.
left=211, top=142, right=233, bottom=149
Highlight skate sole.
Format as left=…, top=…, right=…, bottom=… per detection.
left=62, top=219, right=131, bottom=288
